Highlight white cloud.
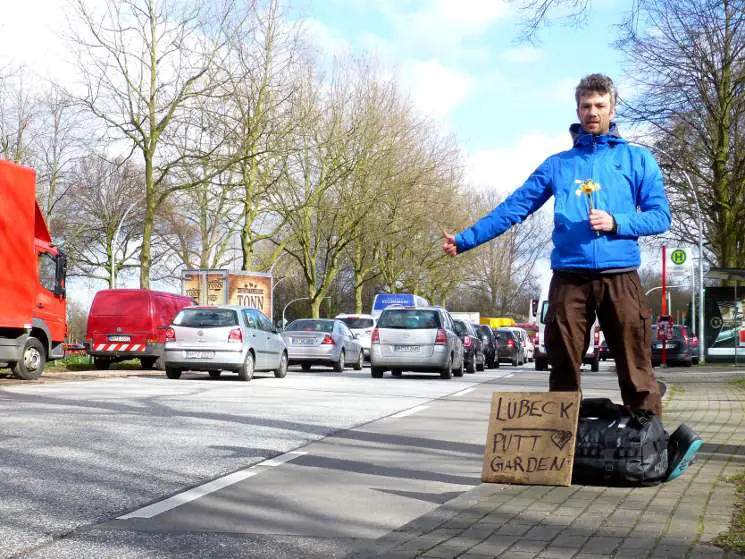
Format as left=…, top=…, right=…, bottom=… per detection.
left=301, top=17, right=352, bottom=57
left=392, top=0, right=510, bottom=41
left=464, top=132, right=572, bottom=195
left=499, top=46, right=545, bottom=64
left=398, top=58, right=475, bottom=119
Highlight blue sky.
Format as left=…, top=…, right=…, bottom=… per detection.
left=292, top=0, right=631, bottom=194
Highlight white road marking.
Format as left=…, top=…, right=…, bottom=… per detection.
left=389, top=404, right=429, bottom=418
left=117, top=451, right=307, bottom=519
left=503, top=373, right=514, bottom=378
left=452, top=387, right=475, bottom=397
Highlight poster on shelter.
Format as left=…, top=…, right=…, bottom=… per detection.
left=482, top=391, right=581, bottom=486
left=704, top=287, right=745, bottom=361
left=227, top=272, right=273, bottom=318
left=181, top=270, right=201, bottom=304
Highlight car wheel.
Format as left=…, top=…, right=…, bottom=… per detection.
left=371, top=367, right=384, bottom=378
left=12, top=337, right=46, bottom=380
left=208, top=370, right=221, bottom=378
left=511, top=355, right=518, bottom=366
left=238, top=352, right=254, bottom=381
left=334, top=351, right=345, bottom=372
left=353, top=350, right=363, bottom=371
left=683, top=358, right=693, bottom=367
left=140, top=357, right=158, bottom=370
left=476, top=357, right=485, bottom=372
left=590, top=359, right=600, bottom=372
left=94, top=357, right=111, bottom=370
left=453, top=357, right=464, bottom=377
left=165, top=367, right=182, bottom=379
left=535, top=358, right=548, bottom=371
left=466, top=358, right=476, bottom=374
left=392, top=369, right=403, bottom=377
left=440, top=355, right=453, bottom=379
left=274, top=352, right=288, bottom=378
left=692, top=357, right=700, bottom=365
left=301, top=363, right=312, bottom=371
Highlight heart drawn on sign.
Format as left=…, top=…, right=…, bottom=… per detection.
left=551, top=430, right=573, bottom=450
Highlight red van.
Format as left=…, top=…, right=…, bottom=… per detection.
left=86, top=289, right=194, bottom=369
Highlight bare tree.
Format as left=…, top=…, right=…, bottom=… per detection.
left=61, top=155, right=145, bottom=286
left=618, top=0, right=745, bottom=274
left=68, top=0, right=238, bottom=288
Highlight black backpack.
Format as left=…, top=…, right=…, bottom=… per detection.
left=572, top=398, right=668, bottom=486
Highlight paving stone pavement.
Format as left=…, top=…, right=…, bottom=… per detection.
left=349, top=369, right=745, bottom=559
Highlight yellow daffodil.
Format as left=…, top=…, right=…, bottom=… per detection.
left=575, top=179, right=601, bottom=197
left=575, top=179, right=601, bottom=236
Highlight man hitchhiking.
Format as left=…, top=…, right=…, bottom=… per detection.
left=442, top=74, right=701, bottom=482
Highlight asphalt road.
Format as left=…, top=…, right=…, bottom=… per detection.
left=0, top=361, right=626, bottom=559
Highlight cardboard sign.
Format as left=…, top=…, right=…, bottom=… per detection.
left=482, top=391, right=580, bottom=486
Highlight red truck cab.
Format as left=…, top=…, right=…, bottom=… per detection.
left=0, top=161, right=67, bottom=379
left=86, top=289, right=194, bottom=369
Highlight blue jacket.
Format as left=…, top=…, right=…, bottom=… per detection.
left=455, top=123, right=671, bottom=270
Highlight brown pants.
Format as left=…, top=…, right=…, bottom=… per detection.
left=545, top=270, right=661, bottom=417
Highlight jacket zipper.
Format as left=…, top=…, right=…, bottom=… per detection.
left=591, top=135, right=598, bottom=269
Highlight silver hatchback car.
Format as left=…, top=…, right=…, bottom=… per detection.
left=163, top=305, right=288, bottom=381
left=370, top=306, right=464, bottom=379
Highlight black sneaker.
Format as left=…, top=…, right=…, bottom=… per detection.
left=666, top=424, right=703, bottom=481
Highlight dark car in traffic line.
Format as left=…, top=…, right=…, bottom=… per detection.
left=651, top=324, right=699, bottom=367
left=476, top=324, right=499, bottom=369
left=495, top=328, right=523, bottom=366
left=453, top=319, right=485, bottom=373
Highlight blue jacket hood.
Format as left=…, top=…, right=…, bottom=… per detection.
left=454, top=121, right=671, bottom=270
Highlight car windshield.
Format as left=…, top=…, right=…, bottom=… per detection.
left=286, top=319, right=334, bottom=332
left=338, top=317, right=375, bottom=329
left=496, top=330, right=515, bottom=340
left=377, top=310, right=441, bottom=329
left=174, top=308, right=238, bottom=328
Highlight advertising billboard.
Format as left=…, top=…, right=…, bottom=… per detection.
left=704, top=286, right=745, bottom=361
left=180, top=269, right=273, bottom=319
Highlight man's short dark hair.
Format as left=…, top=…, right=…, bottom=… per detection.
left=575, top=74, right=617, bottom=108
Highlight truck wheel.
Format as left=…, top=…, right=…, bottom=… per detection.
left=12, top=337, right=46, bottom=380
left=94, top=358, right=111, bottom=370
left=140, top=357, right=158, bottom=369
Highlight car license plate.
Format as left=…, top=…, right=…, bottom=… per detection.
left=294, top=338, right=316, bottom=345
left=108, top=335, right=131, bottom=342
left=394, top=345, right=420, bottom=352
left=185, top=351, right=214, bottom=359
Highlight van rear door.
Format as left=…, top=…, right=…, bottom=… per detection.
left=87, top=290, right=154, bottom=352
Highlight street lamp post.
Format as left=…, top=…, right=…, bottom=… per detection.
left=281, top=296, right=332, bottom=329
left=111, top=198, right=142, bottom=288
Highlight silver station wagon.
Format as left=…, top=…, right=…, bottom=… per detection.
left=163, top=305, right=288, bottom=381
left=370, top=306, right=464, bottom=379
